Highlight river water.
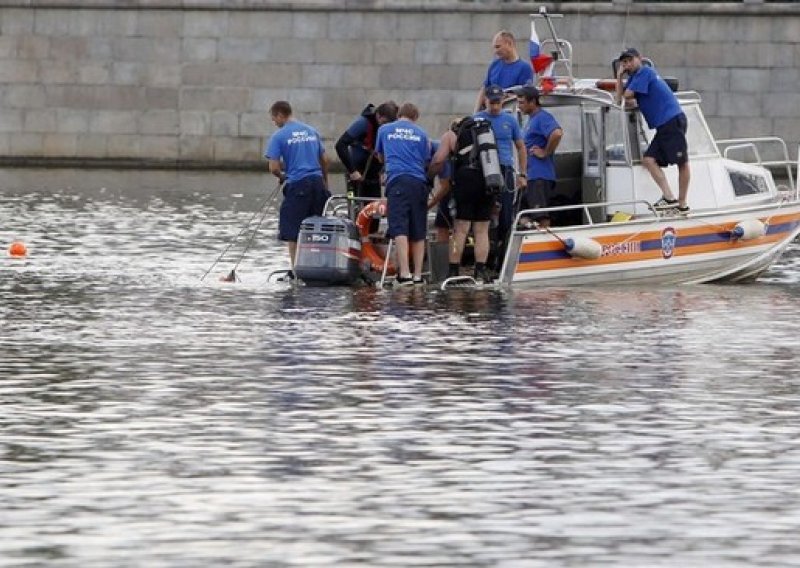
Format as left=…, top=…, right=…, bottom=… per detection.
left=2, top=169, right=800, bottom=567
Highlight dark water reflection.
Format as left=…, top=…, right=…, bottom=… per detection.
left=3, top=170, right=800, bottom=566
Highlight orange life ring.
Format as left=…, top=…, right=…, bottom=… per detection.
left=596, top=79, right=618, bottom=92
left=355, top=199, right=397, bottom=274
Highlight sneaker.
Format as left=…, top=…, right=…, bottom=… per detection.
left=394, top=275, right=414, bottom=287
left=412, top=277, right=426, bottom=285
left=474, top=267, right=492, bottom=284
left=447, top=264, right=460, bottom=278
left=653, top=197, right=679, bottom=210
left=677, top=205, right=690, bottom=215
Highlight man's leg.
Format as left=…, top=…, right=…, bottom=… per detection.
left=394, top=235, right=411, bottom=278
left=677, top=161, right=690, bottom=207
left=642, top=156, right=676, bottom=201
left=450, top=219, right=471, bottom=264
left=410, top=240, right=426, bottom=279
left=287, top=241, right=297, bottom=267
left=473, top=221, right=490, bottom=264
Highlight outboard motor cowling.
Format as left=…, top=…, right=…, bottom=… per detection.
left=294, top=216, right=362, bottom=285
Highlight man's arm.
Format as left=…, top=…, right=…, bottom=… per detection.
left=428, top=131, right=455, bottom=177
left=474, top=86, right=487, bottom=113
left=319, top=152, right=329, bottom=189
left=334, top=131, right=356, bottom=174
left=514, top=138, right=527, bottom=189
left=529, top=128, right=563, bottom=159
left=268, top=159, right=284, bottom=182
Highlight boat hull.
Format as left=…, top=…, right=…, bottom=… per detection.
left=500, top=203, right=800, bottom=288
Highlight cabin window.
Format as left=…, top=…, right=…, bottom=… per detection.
left=683, top=104, right=717, bottom=157
left=728, top=170, right=769, bottom=197
left=605, top=108, right=626, bottom=163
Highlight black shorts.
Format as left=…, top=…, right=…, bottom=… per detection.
left=453, top=167, right=494, bottom=222
left=434, top=197, right=455, bottom=229
left=520, top=178, right=555, bottom=220
left=646, top=113, right=688, bottom=167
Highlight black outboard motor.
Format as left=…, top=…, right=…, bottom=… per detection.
left=294, top=216, right=362, bottom=285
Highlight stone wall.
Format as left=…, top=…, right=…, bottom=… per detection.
left=0, top=1, right=798, bottom=169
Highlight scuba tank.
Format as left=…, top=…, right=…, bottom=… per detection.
left=472, top=119, right=504, bottom=195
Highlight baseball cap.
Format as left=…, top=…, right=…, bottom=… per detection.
left=619, top=47, right=640, bottom=60
left=517, top=85, right=539, bottom=100
left=485, top=84, right=504, bottom=102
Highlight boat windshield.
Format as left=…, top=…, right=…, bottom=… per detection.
left=683, top=103, right=719, bottom=158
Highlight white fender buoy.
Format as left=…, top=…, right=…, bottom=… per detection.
left=563, top=237, right=602, bottom=259
left=731, top=219, right=766, bottom=240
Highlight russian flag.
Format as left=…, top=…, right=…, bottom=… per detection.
left=529, top=20, right=553, bottom=74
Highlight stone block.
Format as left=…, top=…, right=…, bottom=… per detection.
left=420, top=64, right=461, bottom=90
left=415, top=40, right=448, bottom=65
left=447, top=40, right=490, bottom=66
left=113, top=38, right=181, bottom=64
left=246, top=63, right=303, bottom=89
left=573, top=41, right=612, bottom=68
left=75, top=134, right=108, bottom=158
left=182, top=38, right=218, bottom=62
left=320, top=88, right=369, bottom=115
left=396, top=13, right=434, bottom=40
left=182, top=63, right=247, bottom=87
left=380, top=65, right=422, bottom=90
left=56, top=109, right=91, bottom=133
left=438, top=14, right=472, bottom=40
left=686, top=67, right=730, bottom=92
left=458, top=64, right=487, bottom=90
left=107, top=134, right=141, bottom=158
left=4, top=85, right=47, bottom=109
left=0, top=110, right=24, bottom=133
left=38, top=61, right=76, bottom=84
left=292, top=13, right=328, bottom=40
left=763, top=93, right=800, bottom=118
left=730, top=116, right=775, bottom=138
left=218, top=38, right=272, bottom=63
left=664, top=16, right=700, bottom=42
left=90, top=111, right=138, bottom=134
left=757, top=43, right=794, bottom=68
left=24, top=109, right=57, bottom=133
left=373, top=40, right=415, bottom=64
left=361, top=12, right=399, bottom=40
left=184, top=12, right=229, bottom=38
left=87, top=37, right=113, bottom=60
left=329, top=12, right=364, bottom=41
left=239, top=112, right=264, bottom=137
left=314, top=40, right=372, bottom=65
left=0, top=134, right=10, bottom=154
left=302, top=64, right=347, bottom=88
left=686, top=42, right=725, bottom=67
left=469, top=13, right=504, bottom=41
left=645, top=43, right=687, bottom=67
left=229, top=11, right=293, bottom=38
left=78, top=64, right=111, bottom=85
left=772, top=16, right=800, bottom=43
left=718, top=92, right=763, bottom=118
left=32, top=10, right=73, bottom=36
left=270, top=38, right=316, bottom=64
left=0, top=60, right=38, bottom=83
left=693, top=16, right=732, bottom=43
left=0, top=37, right=15, bottom=58
left=146, top=64, right=182, bottom=89
left=214, top=136, right=262, bottom=162
left=211, top=110, right=239, bottom=136
left=706, top=117, right=732, bottom=141
left=1, top=9, right=34, bottom=34
left=96, top=11, right=138, bottom=37
left=730, top=68, right=771, bottom=93
left=769, top=68, right=800, bottom=93
left=179, top=135, right=214, bottom=160
left=146, top=88, right=179, bottom=110
left=579, top=15, right=626, bottom=42
left=137, top=135, right=179, bottom=160
left=10, top=134, right=44, bottom=155
left=140, top=110, right=180, bottom=135
left=16, top=36, right=50, bottom=60
left=43, top=133, right=78, bottom=156
left=136, top=11, right=182, bottom=37
left=771, top=119, right=800, bottom=149
left=180, top=87, right=250, bottom=111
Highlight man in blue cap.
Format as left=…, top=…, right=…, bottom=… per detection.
left=616, top=47, right=690, bottom=214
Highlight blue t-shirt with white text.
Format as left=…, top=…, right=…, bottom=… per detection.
left=375, top=119, right=430, bottom=184
left=626, top=65, right=682, bottom=129
left=264, top=120, right=325, bottom=183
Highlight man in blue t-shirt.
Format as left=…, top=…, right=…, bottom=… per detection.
left=475, top=30, right=534, bottom=112
left=374, top=102, right=431, bottom=286
left=517, top=85, right=563, bottom=229
left=264, top=100, right=330, bottom=272
left=475, top=84, right=527, bottom=269
left=616, top=47, right=690, bottom=213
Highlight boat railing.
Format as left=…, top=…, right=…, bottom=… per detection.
left=512, top=199, right=656, bottom=231
left=717, top=136, right=797, bottom=196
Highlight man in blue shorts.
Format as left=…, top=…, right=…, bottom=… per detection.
left=374, top=102, right=431, bottom=286
left=475, top=30, right=534, bottom=112
left=616, top=47, right=690, bottom=213
left=517, top=85, right=563, bottom=229
left=265, top=100, right=330, bottom=272
left=475, top=84, right=527, bottom=269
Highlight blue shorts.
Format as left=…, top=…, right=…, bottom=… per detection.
left=521, top=178, right=556, bottom=221
left=386, top=175, right=428, bottom=241
left=278, top=176, right=330, bottom=241
left=646, top=113, right=688, bottom=167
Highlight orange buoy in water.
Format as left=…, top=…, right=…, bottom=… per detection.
left=8, top=241, right=27, bottom=258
